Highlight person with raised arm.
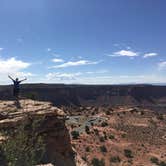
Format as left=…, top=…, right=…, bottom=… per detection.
left=8, top=75, right=27, bottom=98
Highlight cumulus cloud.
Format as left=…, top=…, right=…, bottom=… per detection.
left=0, top=57, right=32, bottom=84
left=52, top=58, right=64, bottom=63
left=0, top=57, right=30, bottom=74
left=51, top=60, right=100, bottom=68
left=143, top=53, right=158, bottom=58
left=109, top=50, right=138, bottom=57
left=158, top=61, right=166, bottom=70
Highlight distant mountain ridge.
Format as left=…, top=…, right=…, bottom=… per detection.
left=0, top=84, right=166, bottom=111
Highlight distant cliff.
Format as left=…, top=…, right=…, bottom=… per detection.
left=0, top=84, right=166, bottom=110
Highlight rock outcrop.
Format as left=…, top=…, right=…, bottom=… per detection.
left=0, top=99, right=76, bottom=166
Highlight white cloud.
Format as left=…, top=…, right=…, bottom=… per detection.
left=86, top=70, right=108, bottom=74
left=158, top=61, right=166, bottom=70
left=52, top=53, right=61, bottom=57
left=44, top=73, right=166, bottom=84
left=51, top=60, right=100, bottom=68
left=0, top=57, right=32, bottom=84
left=13, top=72, right=36, bottom=77
left=52, top=58, right=64, bottom=63
left=109, top=50, right=139, bottom=57
left=46, top=72, right=82, bottom=80
left=0, top=48, right=4, bottom=51
left=0, top=57, right=30, bottom=74
left=143, top=53, right=158, bottom=58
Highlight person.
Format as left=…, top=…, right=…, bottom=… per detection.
left=8, top=75, right=27, bottom=98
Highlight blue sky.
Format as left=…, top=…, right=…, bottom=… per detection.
left=0, top=0, right=166, bottom=84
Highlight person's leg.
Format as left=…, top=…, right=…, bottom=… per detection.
left=13, top=88, right=16, bottom=97
left=15, top=89, right=19, bottom=99
left=13, top=88, right=19, bottom=99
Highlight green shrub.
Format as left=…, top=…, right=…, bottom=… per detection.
left=85, top=146, right=90, bottom=152
left=101, top=121, right=108, bottom=127
left=82, top=156, right=87, bottom=161
left=124, top=149, right=133, bottom=158
left=109, top=134, right=115, bottom=140
left=140, top=111, right=144, bottom=115
left=121, top=134, right=126, bottom=138
left=94, top=129, right=99, bottom=135
left=159, top=161, right=166, bottom=166
left=103, top=131, right=107, bottom=140
left=110, top=156, right=121, bottom=163
left=91, top=158, right=105, bottom=166
left=105, top=110, right=111, bottom=115
left=99, top=136, right=105, bottom=142
left=71, top=130, right=79, bottom=139
left=85, top=125, right=90, bottom=134
left=150, top=157, right=159, bottom=165
left=100, top=145, right=107, bottom=153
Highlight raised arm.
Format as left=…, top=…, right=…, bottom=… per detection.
left=20, top=77, right=27, bottom=82
left=8, top=75, right=14, bottom=81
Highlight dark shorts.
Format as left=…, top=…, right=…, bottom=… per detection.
left=13, top=88, right=20, bottom=97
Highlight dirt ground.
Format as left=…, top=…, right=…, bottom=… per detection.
left=66, top=106, right=166, bottom=166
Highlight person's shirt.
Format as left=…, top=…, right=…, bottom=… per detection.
left=13, top=80, right=21, bottom=89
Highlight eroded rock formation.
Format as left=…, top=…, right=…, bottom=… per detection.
left=0, top=99, right=76, bottom=166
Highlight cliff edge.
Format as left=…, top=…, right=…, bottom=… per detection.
left=0, top=99, right=84, bottom=166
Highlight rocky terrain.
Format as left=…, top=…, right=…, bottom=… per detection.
left=0, top=84, right=166, bottom=166
left=66, top=106, right=166, bottom=166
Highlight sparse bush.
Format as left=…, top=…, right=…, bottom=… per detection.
left=91, top=158, right=105, bottom=166
left=124, top=149, right=133, bottom=158
left=159, top=161, right=166, bottom=166
left=150, top=157, right=159, bottom=165
left=82, top=156, right=87, bottom=161
left=105, top=110, right=111, bottom=115
left=71, top=130, right=79, bottom=139
left=101, top=121, right=108, bottom=127
left=140, top=111, right=144, bottom=115
left=85, top=146, right=90, bottom=152
left=103, top=131, right=107, bottom=140
left=94, top=129, right=99, bottom=135
left=100, top=145, right=107, bottom=153
left=110, top=156, right=121, bottom=163
left=99, top=136, right=105, bottom=142
left=121, top=134, right=126, bottom=138
left=85, top=125, right=90, bottom=134
left=109, top=134, right=115, bottom=140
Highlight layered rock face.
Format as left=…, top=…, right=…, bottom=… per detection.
left=0, top=84, right=166, bottom=110
left=0, top=100, right=76, bottom=166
